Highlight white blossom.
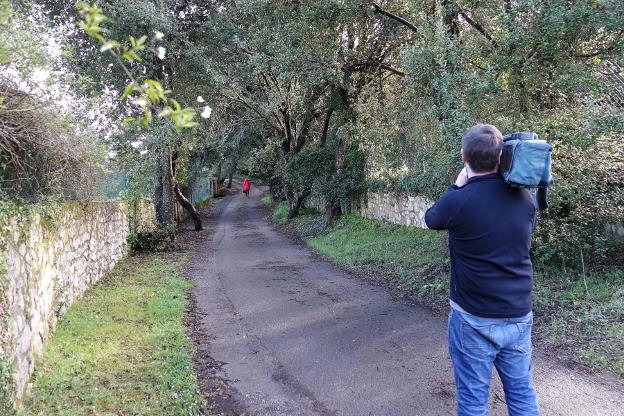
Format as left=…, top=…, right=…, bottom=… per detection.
left=100, top=43, right=114, bottom=52
left=200, top=105, right=212, bottom=119
left=154, top=31, right=164, bottom=41
left=140, top=149, right=149, bottom=155
left=107, top=151, right=117, bottom=159
left=157, top=47, right=166, bottom=60
left=130, top=140, right=143, bottom=148
left=136, top=97, right=149, bottom=107
left=32, top=69, right=50, bottom=83
left=197, top=96, right=205, bottom=103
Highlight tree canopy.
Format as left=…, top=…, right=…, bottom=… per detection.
left=2, top=0, right=622, bottom=264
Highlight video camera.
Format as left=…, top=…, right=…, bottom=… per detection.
left=499, top=132, right=553, bottom=211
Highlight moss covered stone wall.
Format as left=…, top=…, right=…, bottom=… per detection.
left=0, top=201, right=131, bottom=409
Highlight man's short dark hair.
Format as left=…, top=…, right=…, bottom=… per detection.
left=461, top=124, right=503, bottom=173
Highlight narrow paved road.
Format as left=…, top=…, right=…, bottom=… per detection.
left=186, top=187, right=624, bottom=416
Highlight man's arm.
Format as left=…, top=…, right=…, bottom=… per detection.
left=425, top=168, right=467, bottom=230
left=424, top=186, right=461, bottom=230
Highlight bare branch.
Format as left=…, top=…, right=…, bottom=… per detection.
left=378, top=63, right=406, bottom=77
left=0, top=79, right=98, bottom=199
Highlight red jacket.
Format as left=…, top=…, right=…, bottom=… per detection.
left=242, top=180, right=251, bottom=191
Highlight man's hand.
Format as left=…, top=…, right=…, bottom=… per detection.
left=455, top=167, right=469, bottom=187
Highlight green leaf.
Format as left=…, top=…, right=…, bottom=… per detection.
left=121, top=83, right=139, bottom=101
left=143, top=107, right=152, bottom=124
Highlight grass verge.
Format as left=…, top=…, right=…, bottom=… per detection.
left=272, top=202, right=289, bottom=224
left=195, top=196, right=213, bottom=209
left=18, top=254, right=207, bottom=416
left=302, top=212, right=623, bottom=376
left=308, top=214, right=450, bottom=309
left=532, top=266, right=624, bottom=375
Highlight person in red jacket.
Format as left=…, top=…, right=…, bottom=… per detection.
left=242, top=178, right=251, bottom=197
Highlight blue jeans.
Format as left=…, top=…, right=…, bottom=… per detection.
left=448, top=308, right=540, bottom=416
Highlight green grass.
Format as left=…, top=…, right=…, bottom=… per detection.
left=532, top=266, right=624, bottom=375
left=308, top=214, right=450, bottom=309
left=260, top=195, right=272, bottom=206
left=272, top=202, right=289, bottom=224
left=18, top=254, right=207, bottom=416
left=306, top=213, right=624, bottom=376
left=195, top=196, right=212, bottom=209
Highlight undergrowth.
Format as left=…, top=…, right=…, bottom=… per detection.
left=18, top=254, right=207, bottom=415
left=272, top=202, right=289, bottom=224
left=532, top=266, right=624, bottom=375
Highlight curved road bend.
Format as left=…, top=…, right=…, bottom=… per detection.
left=186, top=186, right=624, bottom=416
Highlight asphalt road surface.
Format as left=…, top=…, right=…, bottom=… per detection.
left=186, top=186, right=624, bottom=416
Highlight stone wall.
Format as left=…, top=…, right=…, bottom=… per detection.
left=355, top=191, right=434, bottom=228
left=134, top=197, right=158, bottom=233
left=305, top=191, right=434, bottom=229
left=1, top=201, right=130, bottom=408
left=316, top=191, right=623, bottom=238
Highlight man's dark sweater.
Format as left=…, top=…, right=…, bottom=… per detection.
left=424, top=173, right=536, bottom=318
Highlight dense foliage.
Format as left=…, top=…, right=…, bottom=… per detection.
left=3, top=0, right=622, bottom=264
left=358, top=1, right=624, bottom=265
left=205, top=0, right=623, bottom=265
left=197, top=0, right=408, bottom=219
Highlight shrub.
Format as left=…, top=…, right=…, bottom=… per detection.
left=129, top=225, right=176, bottom=252
left=0, top=81, right=101, bottom=200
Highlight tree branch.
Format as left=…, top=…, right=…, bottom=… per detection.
left=222, top=90, right=282, bottom=134
left=320, top=108, right=333, bottom=147
left=378, top=63, right=406, bottom=76
left=572, top=45, right=615, bottom=58
left=372, top=2, right=418, bottom=33
left=345, top=61, right=406, bottom=77
left=458, top=11, right=497, bottom=49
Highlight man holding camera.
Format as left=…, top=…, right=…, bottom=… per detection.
left=425, top=124, right=540, bottom=416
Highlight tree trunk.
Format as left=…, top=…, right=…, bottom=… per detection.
left=174, top=185, right=203, bottom=230
left=215, top=160, right=223, bottom=185
left=324, top=137, right=348, bottom=225
left=154, top=152, right=175, bottom=227
left=171, top=152, right=203, bottom=231
left=227, top=157, right=239, bottom=189
left=227, top=172, right=234, bottom=188
left=287, top=189, right=310, bottom=219
left=319, top=108, right=333, bottom=147
left=154, top=180, right=164, bottom=223
left=324, top=200, right=342, bottom=226
left=152, top=64, right=175, bottom=230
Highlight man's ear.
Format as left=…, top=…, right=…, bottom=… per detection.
left=460, top=148, right=467, bottom=164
